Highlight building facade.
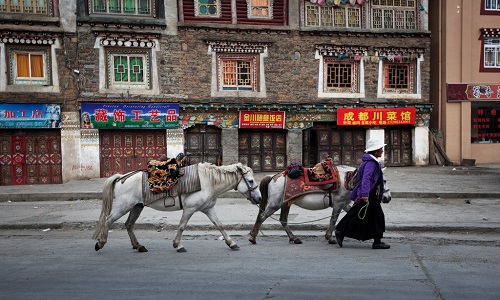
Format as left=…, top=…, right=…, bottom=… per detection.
left=1, top=0, right=432, bottom=185
left=430, top=0, right=500, bottom=165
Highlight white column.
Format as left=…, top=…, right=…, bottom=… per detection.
left=413, top=126, right=429, bottom=165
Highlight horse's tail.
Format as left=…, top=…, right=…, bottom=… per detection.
left=258, top=175, right=272, bottom=213
left=92, top=174, right=121, bottom=240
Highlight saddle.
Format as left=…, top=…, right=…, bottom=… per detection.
left=147, top=159, right=182, bottom=193
left=283, top=160, right=339, bottom=206
left=142, top=164, right=201, bottom=207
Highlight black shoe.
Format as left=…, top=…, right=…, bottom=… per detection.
left=372, top=242, right=390, bottom=249
left=335, top=230, right=343, bottom=248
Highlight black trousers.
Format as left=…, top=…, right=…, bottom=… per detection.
left=336, top=197, right=385, bottom=242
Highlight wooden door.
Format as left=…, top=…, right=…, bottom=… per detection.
left=184, top=125, right=221, bottom=166
left=385, top=127, right=412, bottom=166
left=303, top=123, right=365, bottom=167
left=0, top=130, right=62, bottom=185
left=239, top=130, right=286, bottom=172
left=100, top=130, right=166, bottom=177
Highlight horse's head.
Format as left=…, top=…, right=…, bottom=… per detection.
left=236, top=163, right=262, bottom=205
left=382, top=179, right=392, bottom=203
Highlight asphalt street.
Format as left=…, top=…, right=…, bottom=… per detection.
left=0, top=164, right=499, bottom=234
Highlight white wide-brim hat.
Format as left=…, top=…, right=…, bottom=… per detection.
left=364, top=138, right=387, bottom=152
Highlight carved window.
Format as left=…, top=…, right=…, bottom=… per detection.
left=247, top=0, right=272, bottom=19
left=372, top=0, right=416, bottom=30
left=0, top=0, right=49, bottom=14
left=218, top=55, right=257, bottom=91
left=8, top=46, right=51, bottom=86
left=92, top=0, right=152, bottom=15
left=194, top=0, right=220, bottom=17
left=106, top=49, right=151, bottom=90
left=324, top=59, right=359, bottom=93
left=305, top=3, right=360, bottom=28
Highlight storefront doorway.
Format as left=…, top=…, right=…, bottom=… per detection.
left=0, top=129, right=62, bottom=185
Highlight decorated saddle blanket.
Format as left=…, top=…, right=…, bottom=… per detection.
left=142, top=164, right=201, bottom=206
left=282, top=162, right=339, bottom=205
left=284, top=160, right=338, bottom=186
left=147, top=159, right=182, bottom=193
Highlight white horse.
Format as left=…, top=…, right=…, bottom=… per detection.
left=248, top=165, right=391, bottom=245
left=93, top=162, right=261, bottom=253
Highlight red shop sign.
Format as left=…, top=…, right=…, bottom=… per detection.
left=239, top=110, right=285, bottom=129
left=337, top=107, right=416, bottom=126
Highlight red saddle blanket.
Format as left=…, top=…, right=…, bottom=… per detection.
left=283, top=161, right=339, bottom=204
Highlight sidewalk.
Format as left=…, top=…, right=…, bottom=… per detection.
left=0, top=164, right=499, bottom=233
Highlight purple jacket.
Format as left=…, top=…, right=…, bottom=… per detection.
left=349, top=153, right=384, bottom=203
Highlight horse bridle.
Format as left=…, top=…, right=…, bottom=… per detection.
left=235, top=167, right=259, bottom=200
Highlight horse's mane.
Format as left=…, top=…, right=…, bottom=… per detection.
left=200, top=162, right=251, bottom=186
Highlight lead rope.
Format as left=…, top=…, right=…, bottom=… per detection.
left=252, top=202, right=349, bottom=224
left=358, top=201, right=369, bottom=219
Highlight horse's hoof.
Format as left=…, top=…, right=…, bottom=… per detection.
left=294, top=239, right=303, bottom=244
left=230, top=244, right=240, bottom=250
left=177, top=247, right=187, bottom=253
left=95, top=243, right=101, bottom=251
left=248, top=237, right=256, bottom=244
left=137, top=245, right=148, bottom=252
left=328, top=239, right=337, bottom=244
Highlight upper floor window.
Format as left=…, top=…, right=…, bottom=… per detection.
left=372, top=0, right=416, bottom=30
left=194, top=0, right=221, bottom=18
left=485, top=0, right=500, bottom=11
left=219, top=55, right=256, bottom=91
left=207, top=41, right=269, bottom=98
left=376, top=49, right=424, bottom=99
left=248, top=0, right=272, bottom=19
left=8, top=46, right=51, bottom=86
left=483, top=38, right=500, bottom=70
left=325, top=59, right=358, bottom=93
left=383, top=62, right=411, bottom=92
left=316, top=45, right=366, bottom=98
left=304, top=2, right=361, bottom=28
left=0, top=0, right=49, bottom=14
left=106, top=48, right=150, bottom=90
left=92, top=0, right=152, bottom=15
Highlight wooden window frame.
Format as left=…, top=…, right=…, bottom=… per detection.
left=383, top=62, right=411, bottom=93
left=304, top=3, right=361, bottom=28
left=106, top=48, right=151, bottom=90
left=90, top=0, right=153, bottom=16
left=371, top=0, right=417, bottom=30
left=324, top=59, right=358, bottom=93
left=0, top=0, right=50, bottom=14
left=217, top=54, right=257, bottom=92
left=8, top=46, right=51, bottom=86
left=194, top=0, right=221, bottom=18
left=247, top=0, right=273, bottom=20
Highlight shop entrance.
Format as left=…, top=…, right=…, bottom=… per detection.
left=384, top=127, right=413, bottom=166
left=238, top=130, right=287, bottom=172
left=0, top=129, right=62, bottom=185
left=184, top=125, right=222, bottom=166
left=303, top=124, right=365, bottom=167
left=99, top=130, right=167, bottom=177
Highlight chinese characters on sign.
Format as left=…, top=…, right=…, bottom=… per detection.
left=80, top=103, right=179, bottom=129
left=239, top=111, right=285, bottom=129
left=471, top=103, right=500, bottom=143
left=0, top=104, right=61, bottom=128
left=448, top=83, right=500, bottom=101
left=337, top=108, right=416, bottom=126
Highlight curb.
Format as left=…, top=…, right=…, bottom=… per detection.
left=2, top=191, right=500, bottom=202
left=2, top=222, right=500, bottom=234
